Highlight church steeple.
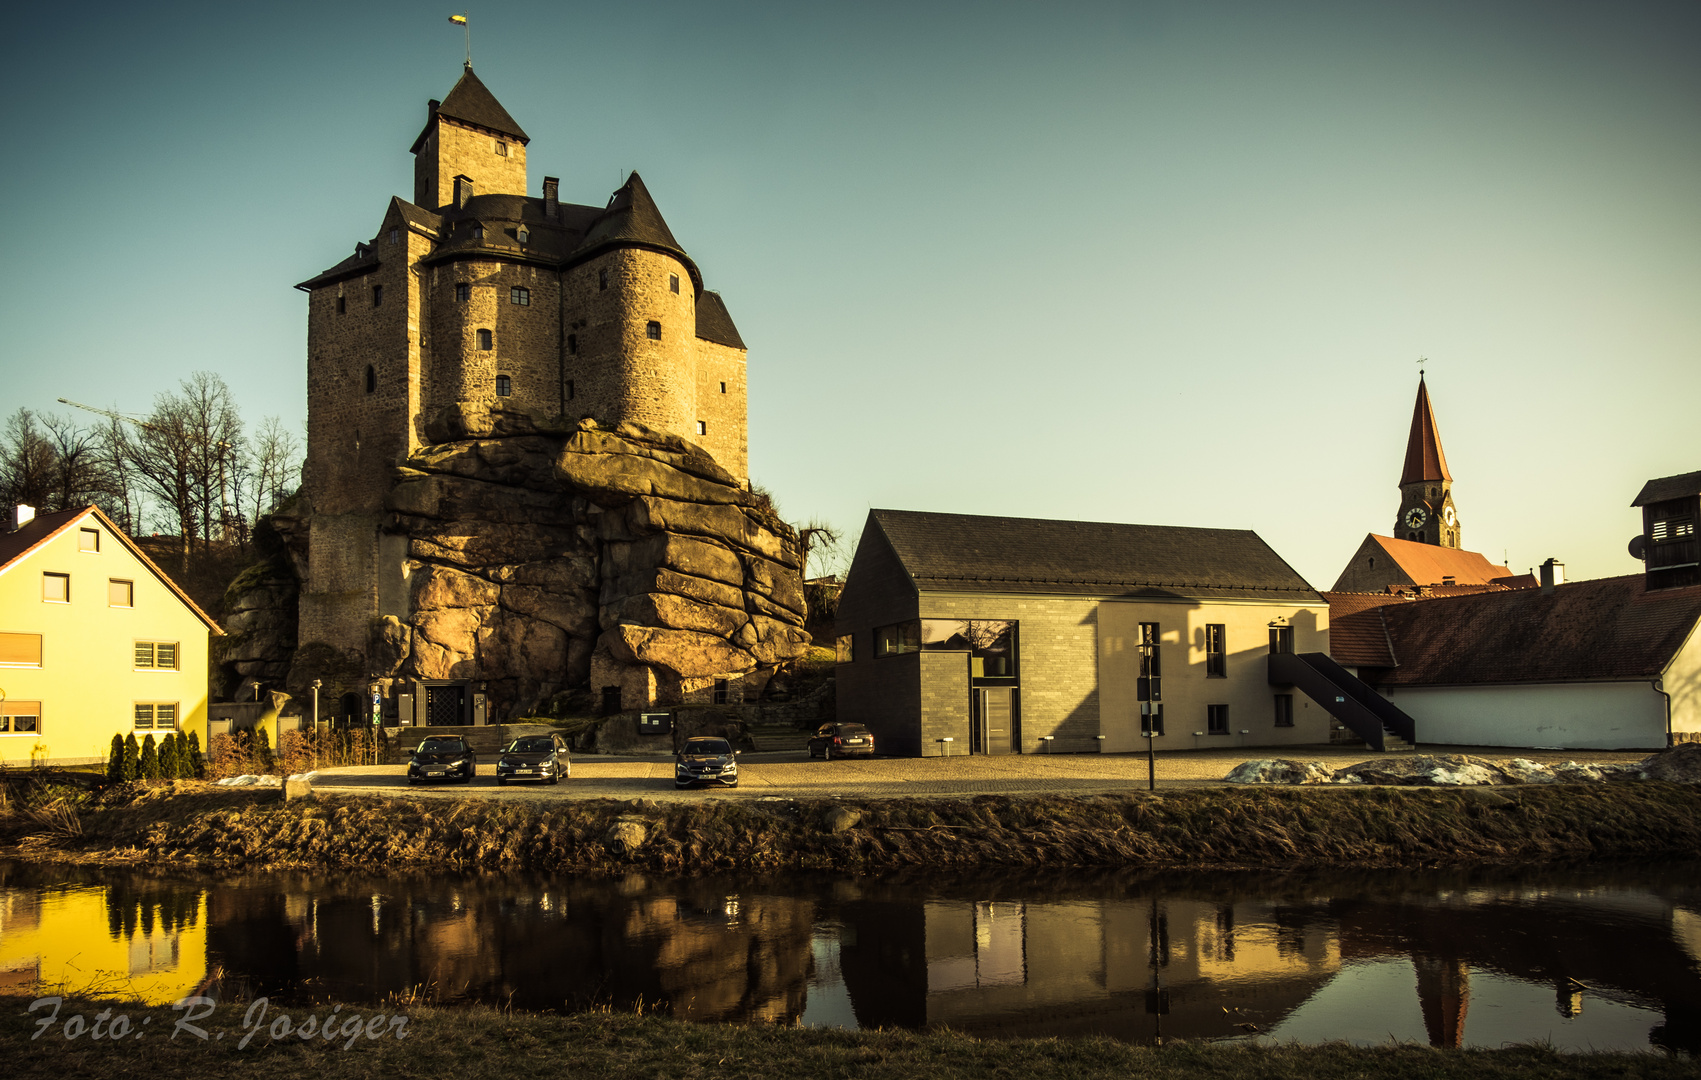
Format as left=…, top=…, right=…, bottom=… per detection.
left=1394, top=377, right=1461, bottom=548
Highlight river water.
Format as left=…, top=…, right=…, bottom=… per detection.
left=2, top=860, right=1697, bottom=1052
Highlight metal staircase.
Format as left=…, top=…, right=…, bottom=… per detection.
left=1268, top=652, right=1417, bottom=752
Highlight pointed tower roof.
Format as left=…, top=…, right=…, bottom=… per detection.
left=410, top=65, right=528, bottom=152
left=1399, top=377, right=1453, bottom=486
left=573, top=172, right=702, bottom=291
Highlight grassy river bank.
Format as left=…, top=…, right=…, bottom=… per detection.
left=4, top=775, right=1700, bottom=873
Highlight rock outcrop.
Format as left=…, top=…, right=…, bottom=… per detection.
left=380, top=416, right=810, bottom=714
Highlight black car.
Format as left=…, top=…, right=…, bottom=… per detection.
left=407, top=736, right=476, bottom=784
left=496, top=734, right=571, bottom=786
left=674, top=737, right=739, bottom=788
left=808, top=722, right=875, bottom=759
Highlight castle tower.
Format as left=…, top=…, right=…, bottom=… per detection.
left=1394, top=376, right=1460, bottom=548
left=294, top=67, right=750, bottom=661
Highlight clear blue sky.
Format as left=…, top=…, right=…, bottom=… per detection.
left=4, top=0, right=1697, bottom=587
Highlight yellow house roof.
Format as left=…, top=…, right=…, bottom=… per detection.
left=0, top=506, right=223, bottom=634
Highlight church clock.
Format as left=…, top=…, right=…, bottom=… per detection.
left=1403, top=507, right=1428, bottom=530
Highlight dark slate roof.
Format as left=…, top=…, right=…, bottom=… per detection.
left=0, top=506, right=221, bottom=632
left=1399, top=377, right=1453, bottom=486
left=695, top=291, right=745, bottom=349
left=576, top=173, right=686, bottom=254
left=871, top=509, right=1323, bottom=601
left=1375, top=574, right=1701, bottom=686
left=1632, top=470, right=1701, bottom=507
left=420, top=66, right=528, bottom=148
left=294, top=247, right=382, bottom=291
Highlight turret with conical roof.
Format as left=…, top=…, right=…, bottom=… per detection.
left=1394, top=377, right=1460, bottom=548
left=411, top=65, right=531, bottom=210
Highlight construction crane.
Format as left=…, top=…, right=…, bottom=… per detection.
left=58, top=396, right=237, bottom=541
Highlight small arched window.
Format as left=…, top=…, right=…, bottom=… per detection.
left=477, top=328, right=493, bottom=350
left=1368, top=556, right=1375, bottom=569
left=516, top=227, right=529, bottom=243
left=495, top=374, right=512, bottom=397
left=365, top=365, right=376, bottom=393
left=646, top=321, right=661, bottom=340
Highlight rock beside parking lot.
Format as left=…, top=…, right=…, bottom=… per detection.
left=602, top=816, right=650, bottom=853
left=1225, top=760, right=1334, bottom=785
left=1640, top=742, right=1701, bottom=782
left=824, top=807, right=861, bottom=833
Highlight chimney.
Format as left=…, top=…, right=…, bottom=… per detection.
left=453, top=174, right=474, bottom=209
left=13, top=504, right=35, bottom=531
left=1540, top=558, right=1563, bottom=595
left=543, top=176, right=559, bottom=220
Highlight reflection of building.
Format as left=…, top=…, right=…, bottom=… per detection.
left=835, top=509, right=1334, bottom=756
left=0, top=505, right=220, bottom=766
left=0, top=878, right=207, bottom=1005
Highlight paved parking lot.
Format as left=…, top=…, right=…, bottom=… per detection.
left=310, top=744, right=1655, bottom=802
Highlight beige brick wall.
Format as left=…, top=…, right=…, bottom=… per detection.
left=413, top=119, right=527, bottom=210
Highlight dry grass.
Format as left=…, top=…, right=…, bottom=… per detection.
left=3, top=995, right=1691, bottom=1080
left=4, top=779, right=1701, bottom=874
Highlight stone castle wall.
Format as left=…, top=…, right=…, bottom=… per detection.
left=413, top=118, right=528, bottom=209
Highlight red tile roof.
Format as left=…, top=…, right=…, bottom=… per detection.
left=1399, top=377, right=1453, bottom=486
left=0, top=506, right=221, bottom=633
left=1365, top=534, right=1512, bottom=587
left=1324, top=591, right=1406, bottom=667
left=1376, top=574, right=1701, bottom=686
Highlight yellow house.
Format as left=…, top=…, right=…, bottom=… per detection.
left=0, top=505, right=221, bottom=766
left=0, top=881, right=208, bottom=1005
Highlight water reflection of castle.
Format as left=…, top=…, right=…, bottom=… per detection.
left=2, top=865, right=1698, bottom=1052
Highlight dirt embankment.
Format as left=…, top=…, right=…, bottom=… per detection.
left=5, top=777, right=1701, bottom=874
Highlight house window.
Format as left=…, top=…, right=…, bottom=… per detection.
left=42, top=572, right=69, bottom=603
left=0, top=701, right=41, bottom=735
left=337, top=295, right=346, bottom=314
left=669, top=273, right=679, bottom=294
left=835, top=634, right=854, bottom=663
left=372, top=284, right=383, bottom=307
left=135, top=641, right=179, bottom=670
left=109, top=579, right=133, bottom=607
left=712, top=679, right=730, bottom=705
left=1207, top=704, right=1230, bottom=734
left=133, top=703, right=178, bottom=732
left=1268, top=625, right=1294, bottom=654
left=1274, top=694, right=1294, bottom=728
left=646, top=320, right=661, bottom=339
left=1141, top=704, right=1165, bottom=737
left=567, top=333, right=577, bottom=354
left=598, top=269, right=608, bottom=291
left=511, top=286, right=530, bottom=306
left=455, top=282, right=470, bottom=302
left=1138, top=622, right=1161, bottom=704
left=0, top=633, right=43, bottom=667
left=920, top=619, right=1018, bottom=678
left=1205, top=624, right=1226, bottom=677
left=695, top=420, right=706, bottom=436
left=496, top=374, right=512, bottom=397
left=79, top=528, right=100, bottom=552
left=365, top=365, right=376, bottom=393
left=477, top=328, right=493, bottom=350
left=875, top=620, right=921, bottom=657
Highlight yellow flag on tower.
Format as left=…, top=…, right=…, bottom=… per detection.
left=449, top=14, right=467, bottom=25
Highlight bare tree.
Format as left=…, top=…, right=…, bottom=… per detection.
left=795, top=517, right=845, bottom=581
left=0, top=409, right=59, bottom=512
left=120, top=372, right=243, bottom=567
left=244, top=415, right=301, bottom=525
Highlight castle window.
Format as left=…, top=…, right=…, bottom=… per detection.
left=496, top=374, right=512, bottom=397
left=511, top=286, right=530, bottom=306
left=669, top=274, right=679, bottom=294
left=455, top=282, right=470, bottom=302
left=372, top=284, right=383, bottom=307
left=1368, top=556, right=1375, bottom=569
left=516, top=227, right=529, bottom=243
left=494, top=140, right=508, bottom=157
left=598, top=269, right=607, bottom=291
left=567, top=334, right=577, bottom=355
left=719, top=381, right=726, bottom=394
left=695, top=420, right=706, bottom=436
left=365, top=365, right=376, bottom=393
left=477, top=329, right=493, bottom=350
left=472, top=225, right=484, bottom=240
left=566, top=380, right=575, bottom=400
left=337, top=295, right=346, bottom=314
left=389, top=228, right=399, bottom=244
left=646, top=321, right=661, bottom=340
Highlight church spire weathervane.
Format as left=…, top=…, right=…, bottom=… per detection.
left=449, top=13, right=471, bottom=68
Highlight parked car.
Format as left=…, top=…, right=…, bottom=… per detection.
left=407, top=736, right=476, bottom=784
left=674, top=737, right=739, bottom=788
left=496, top=734, right=571, bottom=786
left=808, top=723, right=875, bottom=759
